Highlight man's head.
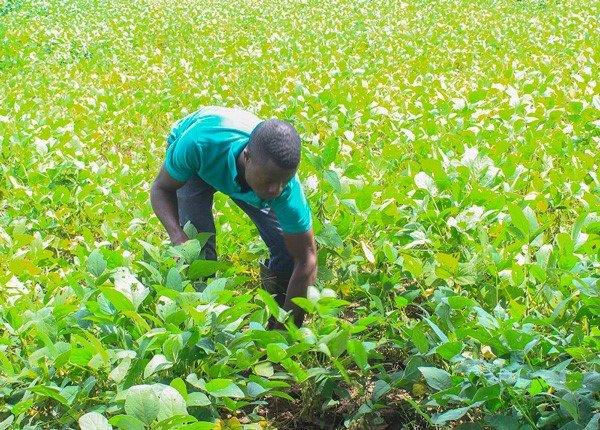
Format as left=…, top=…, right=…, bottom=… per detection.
left=242, top=119, right=300, bottom=200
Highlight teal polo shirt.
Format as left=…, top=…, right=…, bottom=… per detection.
left=164, top=106, right=312, bottom=234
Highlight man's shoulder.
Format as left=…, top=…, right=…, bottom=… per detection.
left=172, top=106, right=262, bottom=140
left=269, top=174, right=312, bottom=234
left=273, top=175, right=308, bottom=206
left=211, top=106, right=262, bottom=133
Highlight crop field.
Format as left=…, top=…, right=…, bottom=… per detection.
left=1, top=0, right=599, bottom=428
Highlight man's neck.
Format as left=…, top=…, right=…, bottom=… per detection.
left=236, top=151, right=251, bottom=192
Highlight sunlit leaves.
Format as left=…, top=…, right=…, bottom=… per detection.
left=78, top=412, right=113, bottom=430
left=0, top=0, right=598, bottom=428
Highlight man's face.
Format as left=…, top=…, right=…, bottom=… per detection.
left=244, top=151, right=296, bottom=200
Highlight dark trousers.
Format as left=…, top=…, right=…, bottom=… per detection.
left=176, top=175, right=295, bottom=276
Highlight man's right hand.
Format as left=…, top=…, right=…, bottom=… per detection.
left=150, top=166, right=187, bottom=243
left=170, top=231, right=189, bottom=245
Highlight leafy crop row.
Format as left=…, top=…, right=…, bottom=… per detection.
left=1, top=0, right=598, bottom=428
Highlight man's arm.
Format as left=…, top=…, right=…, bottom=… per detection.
left=150, top=166, right=188, bottom=245
left=282, top=229, right=318, bottom=327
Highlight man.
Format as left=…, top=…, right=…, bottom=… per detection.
left=150, top=106, right=317, bottom=327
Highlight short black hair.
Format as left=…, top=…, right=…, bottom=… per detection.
left=247, top=119, right=300, bottom=170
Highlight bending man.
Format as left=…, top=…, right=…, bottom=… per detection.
left=150, top=106, right=317, bottom=327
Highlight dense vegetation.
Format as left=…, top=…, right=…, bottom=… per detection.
left=1, top=0, right=599, bottom=428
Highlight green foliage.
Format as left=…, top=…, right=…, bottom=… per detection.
left=1, top=0, right=599, bottom=428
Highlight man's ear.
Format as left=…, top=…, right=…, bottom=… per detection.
left=242, top=147, right=250, bottom=164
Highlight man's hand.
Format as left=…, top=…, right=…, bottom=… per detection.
left=150, top=166, right=188, bottom=243
left=170, top=231, right=189, bottom=245
left=282, top=229, right=317, bottom=327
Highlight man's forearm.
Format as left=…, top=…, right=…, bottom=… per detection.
left=283, top=260, right=317, bottom=326
left=150, top=182, right=187, bottom=244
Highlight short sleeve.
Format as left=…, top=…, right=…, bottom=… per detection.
left=270, top=175, right=312, bottom=234
left=164, top=136, right=201, bottom=182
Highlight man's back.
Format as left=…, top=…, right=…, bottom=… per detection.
left=167, top=106, right=261, bottom=146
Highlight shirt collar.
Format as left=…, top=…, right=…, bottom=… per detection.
left=229, top=139, right=250, bottom=193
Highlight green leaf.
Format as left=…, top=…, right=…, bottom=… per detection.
left=418, top=367, right=452, bottom=391
left=171, top=239, right=202, bottom=263
left=99, top=287, right=135, bottom=312
left=436, top=253, right=459, bottom=279
left=584, top=414, right=599, bottom=430
left=109, top=358, right=132, bottom=383
left=290, top=297, right=316, bottom=313
left=436, top=341, right=462, bottom=360
left=198, top=278, right=228, bottom=302
left=144, top=354, right=173, bottom=379
left=382, top=242, right=397, bottom=262
left=124, top=385, right=160, bottom=425
left=78, top=412, right=113, bottom=430
left=321, top=136, right=339, bottom=165
left=157, top=297, right=178, bottom=322
left=163, top=335, right=184, bottom=361
left=424, top=317, right=449, bottom=343
left=326, top=327, right=350, bottom=357
left=409, top=326, right=429, bottom=354
left=355, top=187, right=374, bottom=211
left=403, top=254, right=423, bottom=278
left=138, top=240, right=162, bottom=263
left=187, top=392, right=211, bottom=407
left=109, top=415, right=145, bottom=430
left=166, top=267, right=183, bottom=291
left=560, top=395, right=579, bottom=421
left=204, top=379, right=245, bottom=398
left=0, top=416, right=14, bottom=430
left=156, top=386, right=188, bottom=421
left=569, top=100, right=583, bottom=114
left=185, top=374, right=205, bottom=390
left=87, top=250, right=107, bottom=277
left=347, top=339, right=368, bottom=370
left=484, top=414, right=521, bottom=430
left=0, top=352, right=14, bottom=376
left=431, top=406, right=472, bottom=425
left=11, top=399, right=34, bottom=416
left=182, top=221, right=199, bottom=241
left=246, top=382, right=267, bottom=398
left=175, top=422, right=216, bottom=430
left=192, top=231, right=213, bottom=250
left=112, top=267, right=150, bottom=310
left=472, top=384, right=501, bottom=403
left=508, top=204, right=530, bottom=239
left=30, top=385, right=69, bottom=405
left=254, top=362, right=274, bottom=377
left=170, top=378, right=188, bottom=400
left=281, top=358, right=308, bottom=382
left=266, top=344, right=287, bottom=363
left=155, top=415, right=197, bottom=430
left=270, top=390, right=295, bottom=402
left=566, top=372, right=583, bottom=391
left=257, top=288, right=286, bottom=322
left=468, top=89, right=487, bottom=103
left=324, top=169, right=342, bottom=192
left=315, top=222, right=343, bottom=249
left=188, top=260, right=229, bottom=280
left=372, top=379, right=391, bottom=401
